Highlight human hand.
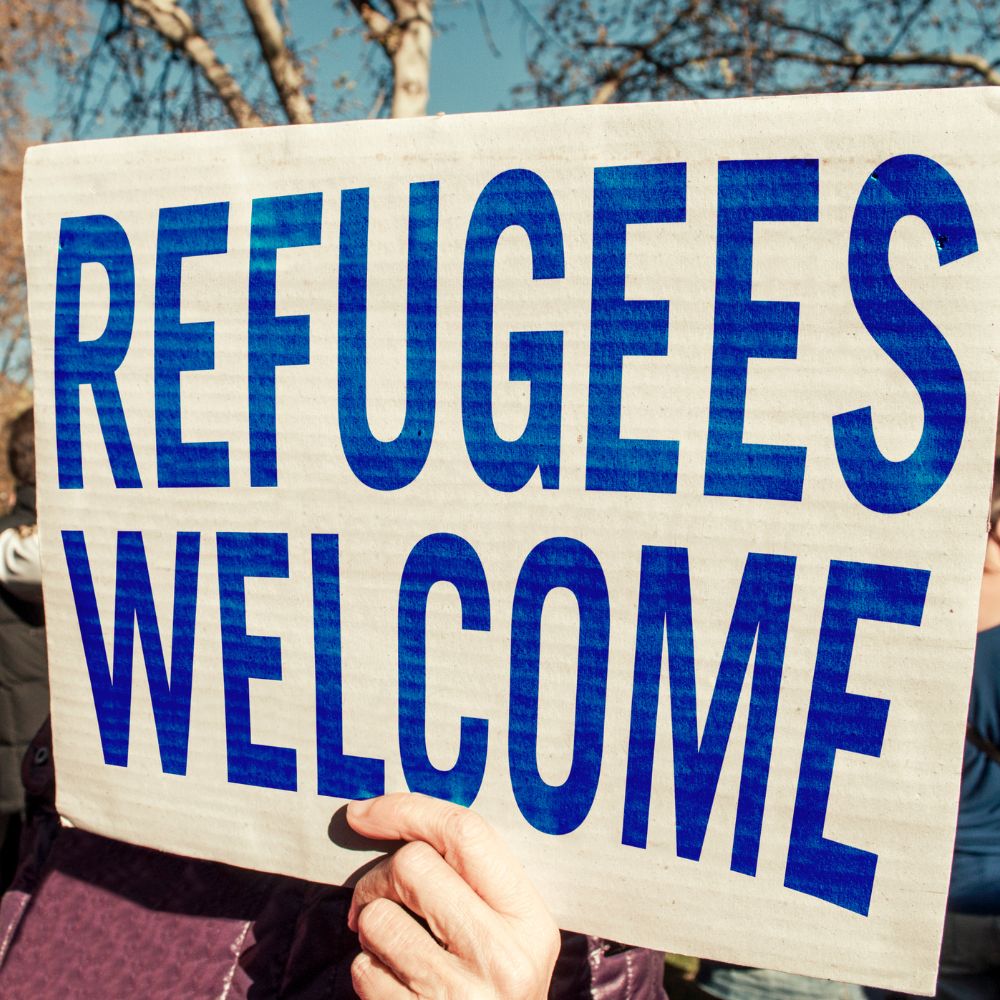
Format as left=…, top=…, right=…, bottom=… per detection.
left=346, top=792, right=560, bottom=999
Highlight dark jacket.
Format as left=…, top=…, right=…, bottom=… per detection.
left=0, top=486, right=47, bottom=818
left=0, top=723, right=668, bottom=999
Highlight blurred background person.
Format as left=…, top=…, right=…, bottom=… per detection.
left=692, top=961, right=863, bottom=1000
left=0, top=407, right=46, bottom=891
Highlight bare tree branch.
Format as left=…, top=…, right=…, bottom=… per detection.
left=589, top=18, right=679, bottom=104
left=111, top=0, right=265, bottom=127
left=525, top=0, right=1000, bottom=109
left=592, top=48, right=647, bottom=104
left=474, top=0, right=502, bottom=60
left=242, top=0, right=314, bottom=123
left=765, top=46, right=1000, bottom=86
left=348, top=0, right=393, bottom=41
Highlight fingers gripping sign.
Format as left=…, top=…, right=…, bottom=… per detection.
left=346, top=793, right=561, bottom=999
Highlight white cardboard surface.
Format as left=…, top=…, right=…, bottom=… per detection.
left=22, top=90, right=1000, bottom=992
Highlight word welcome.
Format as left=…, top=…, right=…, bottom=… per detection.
left=64, top=526, right=927, bottom=917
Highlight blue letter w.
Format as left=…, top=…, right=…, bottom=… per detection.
left=63, top=530, right=200, bottom=774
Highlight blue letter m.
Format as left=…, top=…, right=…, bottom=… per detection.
left=624, top=547, right=795, bottom=877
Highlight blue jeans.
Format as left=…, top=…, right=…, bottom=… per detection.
left=697, top=962, right=865, bottom=1000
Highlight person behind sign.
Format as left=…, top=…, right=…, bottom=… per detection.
left=0, top=407, right=47, bottom=893
left=866, top=463, right=1000, bottom=1000
left=927, top=473, right=1000, bottom=997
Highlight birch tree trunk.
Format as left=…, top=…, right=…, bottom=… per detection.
left=242, top=0, right=314, bottom=124
left=349, top=0, right=434, bottom=118
left=388, top=0, right=433, bottom=118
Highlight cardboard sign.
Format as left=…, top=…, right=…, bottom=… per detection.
left=22, top=89, right=1000, bottom=992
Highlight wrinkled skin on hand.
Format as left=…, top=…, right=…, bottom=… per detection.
left=346, top=793, right=561, bottom=999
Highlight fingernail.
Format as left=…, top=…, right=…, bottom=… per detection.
left=347, top=798, right=372, bottom=820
